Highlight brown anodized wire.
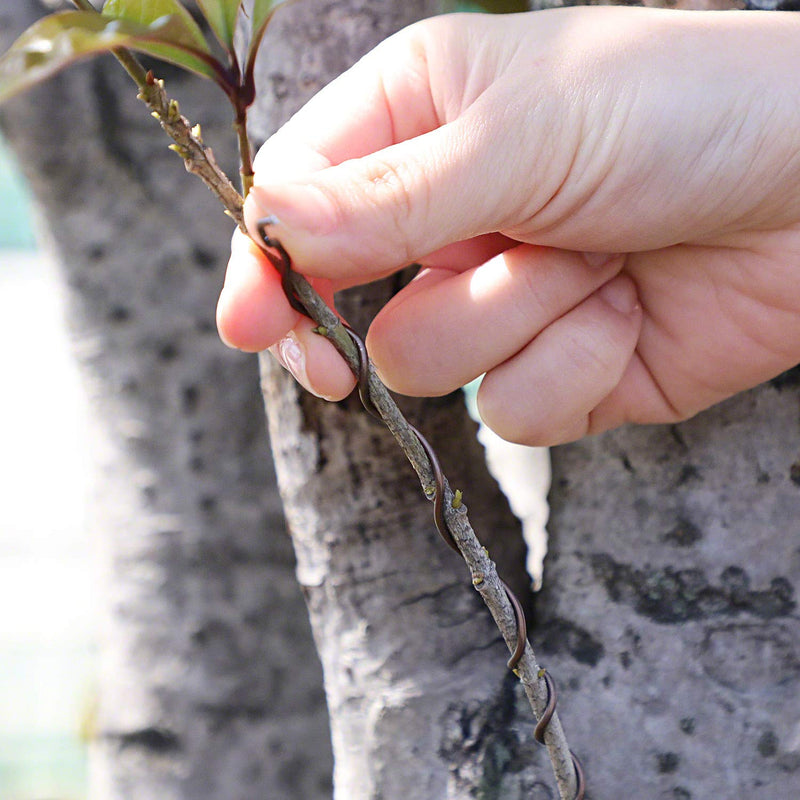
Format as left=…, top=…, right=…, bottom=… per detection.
left=255, top=219, right=584, bottom=800
left=535, top=670, right=586, bottom=800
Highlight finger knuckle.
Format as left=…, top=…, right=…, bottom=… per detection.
left=362, top=156, right=421, bottom=264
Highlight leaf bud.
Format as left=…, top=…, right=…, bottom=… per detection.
left=168, top=143, right=189, bottom=158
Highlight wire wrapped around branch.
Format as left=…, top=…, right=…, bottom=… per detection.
left=255, top=219, right=585, bottom=800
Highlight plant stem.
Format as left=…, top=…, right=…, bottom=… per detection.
left=285, top=269, right=582, bottom=800
left=67, top=4, right=148, bottom=89
left=69, top=0, right=245, bottom=225
left=234, top=106, right=255, bottom=196
left=138, top=72, right=245, bottom=222
left=72, top=0, right=148, bottom=88
left=111, top=47, right=150, bottom=90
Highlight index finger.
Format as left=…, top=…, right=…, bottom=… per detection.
left=249, top=27, right=440, bottom=184
left=242, top=14, right=526, bottom=277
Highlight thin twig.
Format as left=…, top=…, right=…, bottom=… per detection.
left=235, top=108, right=255, bottom=196
left=136, top=71, right=245, bottom=221
left=289, top=273, right=582, bottom=800
left=70, top=0, right=245, bottom=224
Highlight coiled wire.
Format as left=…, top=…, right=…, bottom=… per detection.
left=257, top=221, right=585, bottom=800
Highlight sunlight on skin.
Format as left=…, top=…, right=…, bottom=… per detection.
left=218, top=8, right=800, bottom=447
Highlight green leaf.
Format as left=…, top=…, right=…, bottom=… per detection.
left=245, top=0, right=289, bottom=78
left=103, top=0, right=211, bottom=54
left=0, top=10, right=220, bottom=104
left=251, top=0, right=282, bottom=36
left=195, top=0, right=242, bottom=49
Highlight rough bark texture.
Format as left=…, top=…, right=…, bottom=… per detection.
left=544, top=382, right=800, bottom=798
left=525, top=1, right=800, bottom=798
left=0, top=3, right=332, bottom=798
left=6, top=0, right=798, bottom=798
left=251, top=3, right=546, bottom=798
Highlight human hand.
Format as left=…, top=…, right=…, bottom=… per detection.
left=217, top=6, right=800, bottom=446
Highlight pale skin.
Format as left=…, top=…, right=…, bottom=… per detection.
left=216, top=6, right=800, bottom=447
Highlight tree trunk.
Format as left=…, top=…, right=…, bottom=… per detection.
left=253, top=2, right=800, bottom=799
left=1, top=3, right=332, bottom=798
left=6, top=0, right=798, bottom=798
left=250, top=3, right=548, bottom=798
left=542, top=380, right=800, bottom=799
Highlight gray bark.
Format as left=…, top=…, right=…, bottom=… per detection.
left=6, top=0, right=797, bottom=798
left=544, top=381, right=800, bottom=798
left=1, top=3, right=332, bottom=799
left=250, top=3, right=545, bottom=798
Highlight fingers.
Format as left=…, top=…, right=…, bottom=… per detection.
left=217, top=230, right=356, bottom=400
left=366, top=247, right=625, bottom=396
left=244, top=112, right=516, bottom=279
left=243, top=7, right=800, bottom=281
left=366, top=245, right=641, bottom=446
left=217, top=231, right=300, bottom=352
left=269, top=317, right=357, bottom=401
left=242, top=13, right=570, bottom=279
left=477, top=273, right=642, bottom=446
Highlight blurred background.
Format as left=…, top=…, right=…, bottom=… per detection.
left=0, top=131, right=94, bottom=800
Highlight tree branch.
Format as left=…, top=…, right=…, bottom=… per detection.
left=289, top=271, right=583, bottom=800
left=69, top=0, right=245, bottom=225
left=137, top=71, right=245, bottom=223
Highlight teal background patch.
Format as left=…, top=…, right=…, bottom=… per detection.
left=0, top=133, right=35, bottom=250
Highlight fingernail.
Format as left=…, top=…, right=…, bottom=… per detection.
left=278, top=331, right=325, bottom=398
left=582, top=251, right=620, bottom=268
left=268, top=342, right=286, bottom=368
left=279, top=331, right=308, bottom=384
left=598, top=277, right=639, bottom=314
